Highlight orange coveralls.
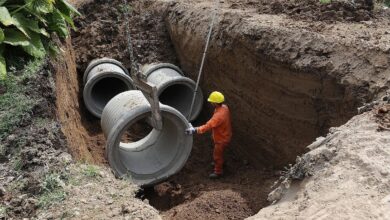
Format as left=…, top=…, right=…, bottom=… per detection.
left=197, top=104, right=232, bottom=174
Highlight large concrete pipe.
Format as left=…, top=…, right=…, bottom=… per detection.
left=83, top=58, right=134, bottom=118
left=101, top=90, right=193, bottom=186
left=142, top=63, right=203, bottom=121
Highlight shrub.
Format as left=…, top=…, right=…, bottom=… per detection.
left=0, top=0, right=80, bottom=80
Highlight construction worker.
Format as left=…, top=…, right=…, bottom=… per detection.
left=185, top=91, right=232, bottom=179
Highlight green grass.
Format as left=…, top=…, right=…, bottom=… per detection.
left=82, top=165, right=100, bottom=178
left=0, top=205, right=6, bottom=218
left=0, top=58, right=45, bottom=139
left=12, top=157, right=23, bottom=171
left=42, top=173, right=64, bottom=191
left=0, top=144, right=5, bottom=157
left=38, top=172, right=66, bottom=208
left=319, top=0, right=331, bottom=4
left=7, top=178, right=27, bottom=192
left=38, top=190, right=66, bottom=208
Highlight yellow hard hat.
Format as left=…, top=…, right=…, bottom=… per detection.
left=208, top=91, right=225, bottom=103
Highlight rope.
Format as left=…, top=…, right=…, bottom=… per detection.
left=187, top=0, right=220, bottom=120
left=122, top=0, right=139, bottom=77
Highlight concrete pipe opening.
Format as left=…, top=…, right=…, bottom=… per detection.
left=142, top=63, right=203, bottom=121
left=101, top=90, right=193, bottom=187
left=83, top=58, right=134, bottom=118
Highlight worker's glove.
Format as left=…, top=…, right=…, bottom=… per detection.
left=185, top=125, right=197, bottom=135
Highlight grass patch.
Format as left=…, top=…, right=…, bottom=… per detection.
left=42, top=173, right=65, bottom=192
left=12, top=157, right=23, bottom=171
left=38, top=173, right=66, bottom=208
left=38, top=190, right=66, bottom=208
left=7, top=178, right=27, bottom=192
left=319, top=0, right=331, bottom=4
left=82, top=165, right=100, bottom=178
left=34, top=117, right=52, bottom=128
left=0, top=58, right=45, bottom=139
left=0, top=205, right=7, bottom=218
left=0, top=144, right=5, bottom=157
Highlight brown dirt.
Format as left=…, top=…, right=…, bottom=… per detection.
left=374, top=102, right=390, bottom=131
left=243, top=0, right=375, bottom=22
left=162, top=0, right=390, bottom=169
left=250, top=111, right=390, bottom=219
left=71, top=0, right=179, bottom=71
left=55, top=38, right=106, bottom=164
left=36, top=164, right=161, bottom=220
left=145, top=134, right=278, bottom=219
left=0, top=60, right=70, bottom=218
left=54, top=0, right=390, bottom=219
left=59, top=0, right=279, bottom=219
left=56, top=0, right=180, bottom=164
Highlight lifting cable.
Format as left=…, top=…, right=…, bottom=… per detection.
left=187, top=0, right=220, bottom=120
left=122, top=0, right=139, bottom=77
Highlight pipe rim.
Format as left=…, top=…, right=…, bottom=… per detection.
left=83, top=58, right=130, bottom=84
left=158, top=77, right=204, bottom=121
left=83, top=73, right=134, bottom=118
left=106, top=104, right=193, bottom=187
left=143, top=63, right=184, bottom=78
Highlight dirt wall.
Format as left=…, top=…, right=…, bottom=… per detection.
left=54, top=38, right=106, bottom=164
left=250, top=110, right=390, bottom=219
left=161, top=1, right=390, bottom=168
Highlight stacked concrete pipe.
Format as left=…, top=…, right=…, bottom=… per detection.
left=83, top=58, right=134, bottom=118
left=101, top=90, right=193, bottom=186
left=141, top=63, right=203, bottom=121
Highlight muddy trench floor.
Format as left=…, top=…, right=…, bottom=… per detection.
left=74, top=61, right=278, bottom=219
left=79, top=105, right=278, bottom=219
left=68, top=0, right=280, bottom=218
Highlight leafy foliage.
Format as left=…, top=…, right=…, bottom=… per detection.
left=0, top=0, right=80, bottom=80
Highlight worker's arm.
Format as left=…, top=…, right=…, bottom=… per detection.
left=197, top=112, right=223, bottom=134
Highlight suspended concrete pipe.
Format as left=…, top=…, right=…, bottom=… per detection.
left=141, top=63, right=204, bottom=121
left=101, top=90, right=193, bottom=186
left=83, top=58, right=135, bottom=118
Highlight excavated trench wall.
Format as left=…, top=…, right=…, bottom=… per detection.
left=163, top=2, right=390, bottom=168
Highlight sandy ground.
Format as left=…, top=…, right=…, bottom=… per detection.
left=36, top=164, right=161, bottom=220
left=250, top=108, right=390, bottom=219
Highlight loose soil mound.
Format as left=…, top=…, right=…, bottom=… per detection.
left=36, top=164, right=161, bottom=220
left=72, top=0, right=178, bottom=71
left=254, top=0, right=375, bottom=22
left=250, top=110, right=390, bottom=219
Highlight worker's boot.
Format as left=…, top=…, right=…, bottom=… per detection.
left=209, top=172, right=223, bottom=179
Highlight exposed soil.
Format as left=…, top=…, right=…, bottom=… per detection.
left=36, top=164, right=161, bottom=220
left=61, top=0, right=279, bottom=219
left=58, top=0, right=179, bottom=164
left=0, top=60, right=70, bottom=218
left=251, top=109, right=390, bottom=219
left=163, top=0, right=390, bottom=169
left=243, top=0, right=376, bottom=22
left=145, top=134, right=278, bottom=219
left=53, top=0, right=390, bottom=219
left=72, top=0, right=178, bottom=71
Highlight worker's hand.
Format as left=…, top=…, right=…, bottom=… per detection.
left=185, top=126, right=197, bottom=135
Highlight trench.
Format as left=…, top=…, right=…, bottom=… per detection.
left=54, top=0, right=367, bottom=219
